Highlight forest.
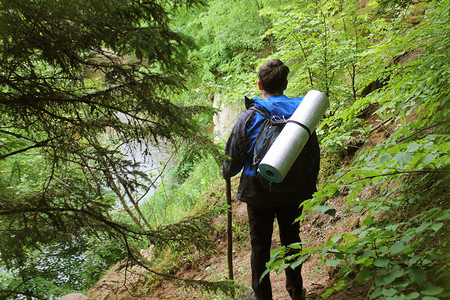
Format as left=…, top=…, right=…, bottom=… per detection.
left=0, top=0, right=448, bottom=299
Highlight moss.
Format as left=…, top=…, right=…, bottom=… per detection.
left=318, top=147, right=347, bottom=181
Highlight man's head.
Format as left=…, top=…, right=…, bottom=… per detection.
left=257, top=59, right=289, bottom=96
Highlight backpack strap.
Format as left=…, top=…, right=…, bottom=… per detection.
left=252, top=107, right=311, bottom=136
left=286, top=119, right=311, bottom=136
left=250, top=107, right=270, bottom=119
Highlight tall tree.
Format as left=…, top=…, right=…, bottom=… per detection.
left=0, top=0, right=223, bottom=297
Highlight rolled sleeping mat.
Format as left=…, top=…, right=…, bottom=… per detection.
left=258, top=90, right=329, bottom=183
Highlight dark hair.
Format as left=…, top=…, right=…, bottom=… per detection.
left=257, top=59, right=289, bottom=95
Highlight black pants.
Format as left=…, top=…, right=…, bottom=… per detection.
left=247, top=203, right=303, bottom=300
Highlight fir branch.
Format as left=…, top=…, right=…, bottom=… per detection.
left=0, top=138, right=54, bottom=160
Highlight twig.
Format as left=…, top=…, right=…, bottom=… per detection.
left=369, top=116, right=393, bottom=133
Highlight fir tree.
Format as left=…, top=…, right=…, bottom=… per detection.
left=0, top=0, right=224, bottom=298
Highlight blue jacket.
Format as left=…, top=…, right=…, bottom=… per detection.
left=222, top=95, right=320, bottom=207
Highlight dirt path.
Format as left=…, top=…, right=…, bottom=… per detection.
left=144, top=198, right=332, bottom=299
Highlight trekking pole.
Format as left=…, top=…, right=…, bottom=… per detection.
left=225, top=178, right=234, bottom=281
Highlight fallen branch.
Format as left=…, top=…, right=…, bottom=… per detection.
left=370, top=116, right=393, bottom=133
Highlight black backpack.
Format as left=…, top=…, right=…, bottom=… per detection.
left=251, top=107, right=316, bottom=193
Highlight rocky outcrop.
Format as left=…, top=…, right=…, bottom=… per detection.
left=60, top=293, right=88, bottom=300
left=212, top=94, right=242, bottom=138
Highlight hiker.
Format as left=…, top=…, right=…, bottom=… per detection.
left=222, top=59, right=320, bottom=300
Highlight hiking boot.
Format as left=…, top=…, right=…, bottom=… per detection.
left=289, top=287, right=307, bottom=300
left=246, top=288, right=257, bottom=300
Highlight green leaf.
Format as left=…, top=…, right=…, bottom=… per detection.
left=382, top=267, right=405, bottom=285
left=357, top=266, right=371, bottom=283
left=408, top=267, right=427, bottom=285
left=260, top=268, right=270, bottom=282
left=326, top=258, right=341, bottom=267
left=423, top=153, right=437, bottom=165
left=405, top=292, right=420, bottom=299
left=390, top=241, right=409, bottom=255
left=276, top=263, right=289, bottom=275
left=392, top=279, right=410, bottom=288
left=407, top=142, right=421, bottom=152
left=437, top=142, right=450, bottom=153
left=421, top=285, right=443, bottom=296
left=313, top=205, right=337, bottom=216
left=373, top=257, right=389, bottom=268
left=363, top=216, right=374, bottom=226
left=375, top=276, right=385, bottom=286
left=266, top=253, right=285, bottom=270
left=379, top=153, right=392, bottom=164
left=371, top=287, right=383, bottom=299
left=436, top=209, right=450, bottom=221
left=322, top=280, right=346, bottom=298
left=290, top=252, right=310, bottom=269
left=382, top=288, right=397, bottom=297
left=394, top=152, right=413, bottom=165
left=431, top=222, right=443, bottom=232
left=409, top=256, right=420, bottom=265
left=288, top=242, right=303, bottom=250
left=312, top=267, right=322, bottom=278
left=415, top=222, right=431, bottom=233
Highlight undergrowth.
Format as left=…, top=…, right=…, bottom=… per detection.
left=265, top=0, right=449, bottom=299
left=141, top=154, right=222, bottom=227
